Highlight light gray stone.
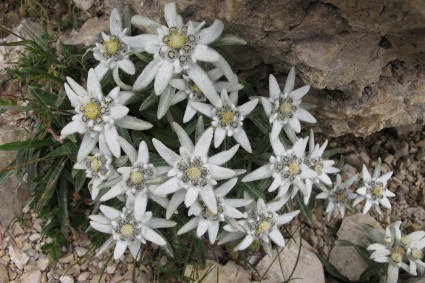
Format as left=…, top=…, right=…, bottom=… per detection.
left=73, top=0, right=95, bottom=12
left=0, top=264, right=8, bottom=283
left=0, top=125, right=29, bottom=228
left=21, top=270, right=42, bottom=283
left=329, top=213, right=383, bottom=282
left=9, top=245, right=29, bottom=270
left=184, top=260, right=251, bottom=282
left=256, top=238, right=325, bottom=283
left=59, top=275, right=74, bottom=283
left=36, top=257, right=51, bottom=271
left=60, top=17, right=109, bottom=46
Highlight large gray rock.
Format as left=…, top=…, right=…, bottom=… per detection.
left=114, top=0, right=425, bottom=137
left=328, top=213, right=383, bottom=282
left=184, top=260, right=251, bottom=282
left=256, top=238, right=325, bottom=283
left=0, top=125, right=29, bottom=228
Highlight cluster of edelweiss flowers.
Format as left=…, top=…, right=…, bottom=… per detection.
left=60, top=3, right=406, bottom=273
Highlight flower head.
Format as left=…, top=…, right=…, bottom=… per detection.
left=191, top=89, right=258, bottom=152
left=93, top=9, right=136, bottom=89
left=219, top=198, right=299, bottom=255
left=242, top=137, right=316, bottom=205
left=60, top=69, right=152, bottom=162
left=100, top=138, right=170, bottom=219
left=316, top=174, right=357, bottom=220
left=177, top=178, right=252, bottom=244
left=90, top=205, right=176, bottom=259
left=152, top=123, right=239, bottom=219
left=123, top=2, right=225, bottom=108
left=352, top=162, right=395, bottom=215
left=261, top=67, right=316, bottom=140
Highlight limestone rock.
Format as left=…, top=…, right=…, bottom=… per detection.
left=60, top=17, right=109, bottom=46
left=9, top=245, right=29, bottom=270
left=0, top=125, right=29, bottom=228
left=0, top=264, right=8, bottom=283
left=329, top=213, right=383, bottom=281
left=184, top=260, right=251, bottom=283
left=256, top=239, right=325, bottom=283
left=21, top=270, right=42, bottom=283
left=73, top=0, right=95, bottom=12
left=116, top=0, right=425, bottom=136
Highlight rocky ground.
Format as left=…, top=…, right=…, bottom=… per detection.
left=0, top=0, right=424, bottom=282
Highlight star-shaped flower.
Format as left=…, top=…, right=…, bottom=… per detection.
left=100, top=138, right=170, bottom=219
left=60, top=69, right=152, bottom=162
left=316, top=174, right=358, bottom=220
left=242, top=137, right=316, bottom=205
left=261, top=67, right=316, bottom=140
left=177, top=178, right=252, bottom=244
left=123, top=2, right=224, bottom=107
left=152, top=123, right=239, bottom=219
left=191, top=89, right=258, bottom=152
left=352, top=163, right=395, bottom=215
left=93, top=9, right=135, bottom=89
left=90, top=205, right=176, bottom=260
left=219, top=198, right=299, bottom=255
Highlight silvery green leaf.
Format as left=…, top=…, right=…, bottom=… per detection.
left=122, top=6, right=132, bottom=33
left=373, top=157, right=382, bottom=179
left=97, top=176, right=122, bottom=189
left=299, top=102, right=318, bottom=110
left=131, top=15, right=162, bottom=31
left=115, top=116, right=153, bottom=130
left=212, top=33, right=247, bottom=46
left=195, top=116, right=204, bottom=143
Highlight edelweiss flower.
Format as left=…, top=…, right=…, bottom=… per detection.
left=123, top=2, right=224, bottom=107
left=152, top=123, right=238, bottom=219
left=93, top=9, right=135, bottom=89
left=191, top=89, right=258, bottom=152
left=100, top=138, right=170, bottom=219
left=219, top=198, right=299, bottom=255
left=262, top=67, right=316, bottom=140
left=402, top=231, right=425, bottom=276
left=169, top=69, right=243, bottom=123
left=352, top=163, right=394, bottom=215
left=242, top=137, right=316, bottom=205
left=367, top=222, right=410, bottom=283
left=74, top=135, right=118, bottom=200
left=177, top=178, right=252, bottom=244
left=316, top=174, right=357, bottom=220
left=60, top=69, right=153, bottom=161
left=90, top=205, right=176, bottom=259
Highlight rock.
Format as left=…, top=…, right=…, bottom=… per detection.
left=74, top=247, right=88, bottom=257
left=256, top=239, right=325, bottom=283
left=60, top=17, right=109, bottom=46
left=0, top=125, right=29, bottom=228
left=36, top=257, right=51, bottom=271
left=8, top=245, right=29, bottom=270
left=90, top=274, right=105, bottom=283
left=77, top=272, right=91, bottom=281
left=117, top=0, right=425, bottom=137
left=21, top=270, right=42, bottom=283
left=29, top=233, right=41, bottom=242
left=59, top=275, right=74, bottom=283
left=329, top=213, right=383, bottom=281
left=59, top=253, right=74, bottom=264
left=106, top=265, right=116, bottom=274
left=73, top=0, right=95, bottom=12
left=0, top=264, right=8, bottom=283
left=184, top=260, right=251, bottom=283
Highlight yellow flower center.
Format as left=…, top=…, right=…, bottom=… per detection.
left=289, top=162, right=300, bottom=176
left=167, top=31, right=186, bottom=49
left=191, top=85, right=203, bottom=97
left=186, top=166, right=201, bottom=181
left=220, top=111, right=235, bottom=125
left=412, top=248, right=423, bottom=260
left=120, top=224, right=134, bottom=237
left=314, top=164, right=323, bottom=175
left=90, top=157, right=102, bottom=172
left=204, top=208, right=216, bottom=217
left=130, top=171, right=144, bottom=184
left=83, top=102, right=101, bottom=120
left=391, top=246, right=405, bottom=263
left=335, top=191, right=346, bottom=202
left=279, top=102, right=293, bottom=115
left=104, top=38, right=120, bottom=55
left=401, top=236, right=410, bottom=247
left=384, top=236, right=393, bottom=245
left=372, top=185, right=384, bottom=197
left=257, top=221, right=271, bottom=234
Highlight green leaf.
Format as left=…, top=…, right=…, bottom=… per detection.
left=242, top=182, right=265, bottom=200
left=45, top=142, right=77, bottom=158
left=139, top=92, right=159, bottom=112
left=72, top=169, right=86, bottom=192
left=57, top=178, right=70, bottom=236
left=322, top=148, right=341, bottom=159
left=360, top=263, right=382, bottom=281
left=249, top=115, right=270, bottom=135
left=316, top=253, right=350, bottom=282
left=295, top=194, right=312, bottom=222
left=0, top=139, right=53, bottom=151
